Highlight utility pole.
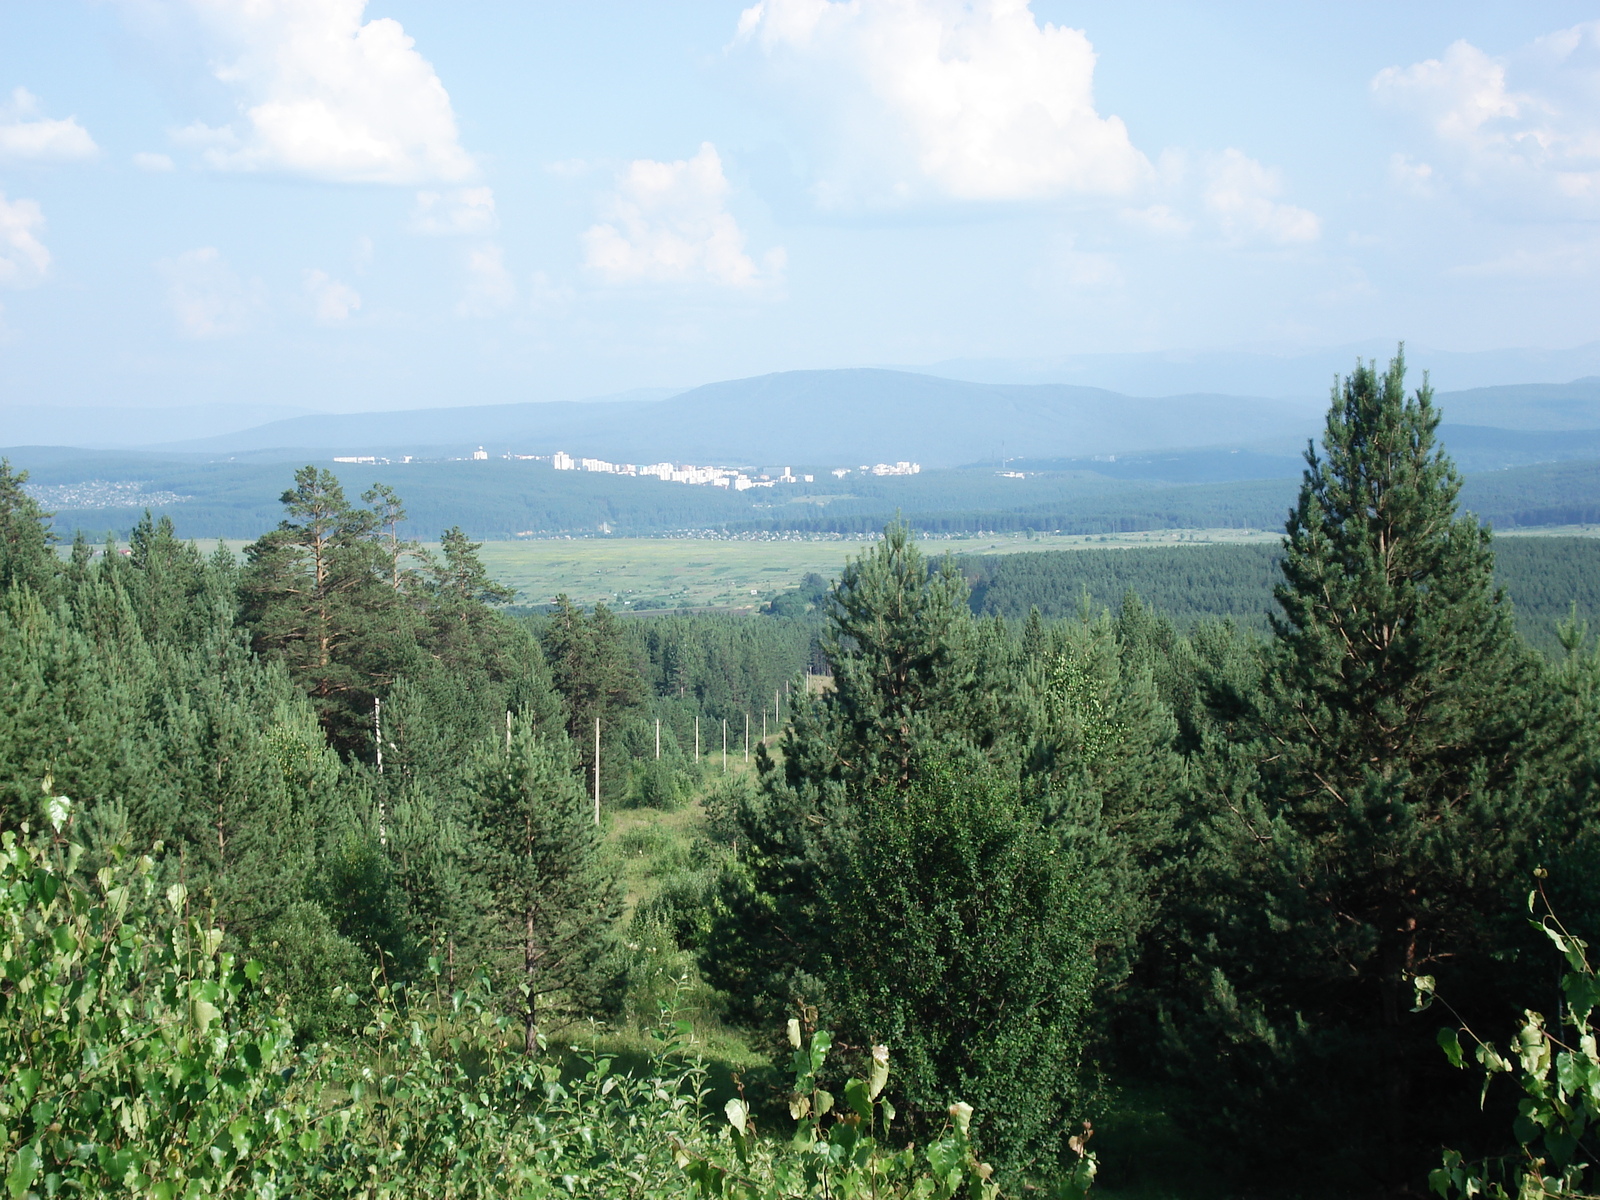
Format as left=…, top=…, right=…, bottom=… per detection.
left=593, top=716, right=600, bottom=826
left=655, top=717, right=660, bottom=760
left=374, top=696, right=386, bottom=848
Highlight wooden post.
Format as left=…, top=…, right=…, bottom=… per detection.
left=593, top=716, right=600, bottom=826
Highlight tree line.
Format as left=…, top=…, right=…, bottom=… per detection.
left=4, top=349, right=1600, bottom=1195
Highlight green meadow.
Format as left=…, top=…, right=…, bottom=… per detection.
left=474, top=527, right=1283, bottom=609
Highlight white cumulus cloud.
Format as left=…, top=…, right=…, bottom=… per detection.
left=1374, top=23, right=1600, bottom=217
left=456, top=243, right=516, bottom=317
left=0, top=193, right=50, bottom=287
left=0, top=87, right=98, bottom=162
left=157, top=0, right=475, bottom=185
left=582, top=143, right=781, bottom=287
left=158, top=247, right=258, bottom=337
left=303, top=268, right=361, bottom=323
left=410, top=187, right=497, bottom=235
left=1202, top=149, right=1321, bottom=245
left=735, top=0, right=1149, bottom=207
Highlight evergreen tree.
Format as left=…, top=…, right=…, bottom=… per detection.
left=0, top=458, right=56, bottom=597
left=704, top=524, right=1014, bottom=1027
left=467, top=726, right=621, bottom=1052
left=1163, top=350, right=1578, bottom=1186
left=240, top=467, right=418, bottom=751
left=829, top=755, right=1097, bottom=1176
left=1023, top=609, right=1184, bottom=1004
left=811, top=522, right=983, bottom=790
left=541, top=596, right=645, bottom=800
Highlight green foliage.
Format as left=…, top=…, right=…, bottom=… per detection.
left=0, top=459, right=56, bottom=598
left=0, top=811, right=307, bottom=1198
left=2, top=810, right=1087, bottom=1199
left=1421, top=886, right=1600, bottom=1200
left=829, top=758, right=1099, bottom=1172
left=466, top=725, right=623, bottom=1051
left=706, top=524, right=1114, bottom=1178
left=240, top=465, right=420, bottom=751
left=540, top=595, right=647, bottom=801
left=679, top=1022, right=1094, bottom=1200
left=1158, top=350, right=1582, bottom=1187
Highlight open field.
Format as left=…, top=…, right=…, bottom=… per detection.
left=475, top=528, right=1285, bottom=608
left=127, top=523, right=1600, bottom=611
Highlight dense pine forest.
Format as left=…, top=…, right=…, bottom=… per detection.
left=7, top=353, right=1600, bottom=1198
left=956, top=535, right=1600, bottom=650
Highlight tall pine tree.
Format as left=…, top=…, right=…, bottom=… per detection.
left=1163, top=349, right=1579, bottom=1187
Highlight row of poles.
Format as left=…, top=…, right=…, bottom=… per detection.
left=377, top=680, right=827, bottom=829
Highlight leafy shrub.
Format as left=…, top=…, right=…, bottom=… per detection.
left=1421, top=883, right=1600, bottom=1199
left=628, top=758, right=694, bottom=810
left=634, top=869, right=717, bottom=952
left=0, top=810, right=311, bottom=1198
left=2, top=805, right=1080, bottom=1198
left=678, top=1019, right=1096, bottom=1200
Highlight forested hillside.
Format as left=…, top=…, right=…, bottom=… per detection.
left=5, top=352, right=1600, bottom=1197
left=21, top=443, right=1600, bottom=543
left=956, top=536, right=1600, bottom=649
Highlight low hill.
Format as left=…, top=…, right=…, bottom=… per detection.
left=151, top=369, right=1325, bottom=468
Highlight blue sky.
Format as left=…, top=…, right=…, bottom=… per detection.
left=2, top=1, right=1599, bottom=413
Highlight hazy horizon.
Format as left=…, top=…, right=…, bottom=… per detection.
left=3, top=3, right=1599, bottom=418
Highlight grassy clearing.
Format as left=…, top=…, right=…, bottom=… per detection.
left=111, top=524, right=1597, bottom=614
left=558, top=759, right=775, bottom=1093
left=475, top=529, right=1285, bottom=609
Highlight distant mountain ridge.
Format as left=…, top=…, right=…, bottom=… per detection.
left=14, top=368, right=1600, bottom=474
left=149, top=369, right=1325, bottom=469
left=912, top=344, right=1600, bottom=397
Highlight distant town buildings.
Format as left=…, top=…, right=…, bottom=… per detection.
left=323, top=446, right=909, bottom=487
left=830, top=462, right=920, bottom=478
left=545, top=453, right=822, bottom=491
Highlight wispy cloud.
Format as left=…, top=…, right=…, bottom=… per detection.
left=410, top=187, right=498, bottom=235
left=153, top=0, right=475, bottom=185
left=0, top=193, right=50, bottom=287
left=1203, top=149, right=1321, bottom=245
left=456, top=243, right=516, bottom=317
left=1375, top=22, right=1600, bottom=218
left=0, top=87, right=98, bottom=162
left=158, top=247, right=259, bottom=337
left=303, top=268, right=361, bottom=323
left=582, top=143, right=782, bottom=287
